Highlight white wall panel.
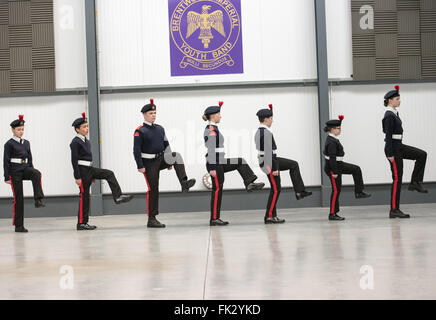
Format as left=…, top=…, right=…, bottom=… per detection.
left=54, top=0, right=87, bottom=89
left=330, top=83, right=436, bottom=185
left=99, top=87, right=320, bottom=194
left=96, top=0, right=317, bottom=87
left=325, top=0, right=353, bottom=79
left=0, top=95, right=89, bottom=198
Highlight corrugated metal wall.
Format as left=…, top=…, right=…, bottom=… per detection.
left=53, top=0, right=87, bottom=89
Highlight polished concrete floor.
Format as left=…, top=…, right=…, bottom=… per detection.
left=1, top=203, right=436, bottom=300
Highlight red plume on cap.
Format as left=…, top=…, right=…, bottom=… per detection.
left=150, top=98, right=154, bottom=106
left=19, top=115, right=24, bottom=121
left=219, top=101, right=224, bottom=107
left=82, top=112, right=86, bottom=119
left=338, top=115, right=344, bottom=121
left=269, top=104, right=273, bottom=111
left=394, top=85, right=400, bottom=92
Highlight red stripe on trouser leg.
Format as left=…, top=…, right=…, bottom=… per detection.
left=10, top=176, right=16, bottom=226
left=40, top=173, right=44, bottom=193
left=268, top=167, right=278, bottom=218
left=79, top=182, right=84, bottom=224
left=213, top=175, right=220, bottom=220
left=330, top=172, right=338, bottom=214
left=143, top=173, right=151, bottom=217
left=392, top=160, right=398, bottom=210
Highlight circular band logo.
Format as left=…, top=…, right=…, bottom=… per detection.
left=170, top=0, right=241, bottom=71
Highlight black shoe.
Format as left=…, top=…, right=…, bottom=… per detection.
left=408, top=182, right=428, bottom=193
left=147, top=217, right=166, bottom=228
left=355, top=191, right=371, bottom=199
left=115, top=194, right=133, bottom=204
left=389, top=209, right=410, bottom=219
left=246, top=182, right=265, bottom=192
left=329, top=213, right=345, bottom=221
left=264, top=217, right=286, bottom=224
left=210, top=219, right=229, bottom=226
left=15, top=226, right=28, bottom=233
left=296, top=190, right=312, bottom=200
left=181, top=178, right=196, bottom=193
left=77, top=224, right=97, bottom=230
left=35, top=199, right=45, bottom=208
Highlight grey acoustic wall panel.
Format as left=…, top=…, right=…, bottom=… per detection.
left=352, top=0, right=436, bottom=80
left=351, top=0, right=375, bottom=12
left=397, top=0, right=420, bottom=11
left=0, top=70, right=9, bottom=93
left=9, top=1, right=30, bottom=25
left=422, top=32, right=436, bottom=56
left=399, top=55, right=422, bottom=78
left=0, top=25, right=8, bottom=48
left=422, top=57, right=436, bottom=78
left=0, top=48, right=9, bottom=70
left=376, top=57, right=399, bottom=79
left=420, top=11, right=436, bottom=32
left=0, top=2, right=8, bottom=25
left=1, top=0, right=55, bottom=93
left=397, top=10, right=420, bottom=33
left=421, top=0, right=436, bottom=11
left=351, top=0, right=376, bottom=80
left=374, top=12, right=398, bottom=33
left=420, top=0, right=436, bottom=78
left=353, top=57, right=376, bottom=80
left=398, top=34, right=421, bottom=55
left=10, top=46, right=31, bottom=70
left=375, top=0, right=397, bottom=11
left=10, top=70, right=32, bottom=92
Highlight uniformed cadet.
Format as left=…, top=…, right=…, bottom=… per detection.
left=383, top=85, right=428, bottom=219
left=203, top=101, right=265, bottom=226
left=3, top=115, right=45, bottom=233
left=324, top=115, right=371, bottom=221
left=70, top=112, right=133, bottom=230
left=133, top=99, right=196, bottom=228
left=255, top=104, right=313, bottom=224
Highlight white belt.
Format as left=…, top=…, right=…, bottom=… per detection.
left=392, top=134, right=403, bottom=140
left=215, top=148, right=225, bottom=153
left=78, top=160, right=92, bottom=167
left=325, top=156, right=344, bottom=161
left=141, top=153, right=160, bottom=159
left=258, top=150, right=277, bottom=156
left=10, top=158, right=28, bottom=164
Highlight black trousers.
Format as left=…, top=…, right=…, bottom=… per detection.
left=210, top=158, right=257, bottom=220
left=324, top=161, right=364, bottom=215
left=264, top=157, right=306, bottom=219
left=78, top=166, right=122, bottom=224
left=142, top=152, right=187, bottom=218
left=9, top=167, right=44, bottom=227
left=388, top=144, right=427, bottom=210
left=265, top=172, right=281, bottom=219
